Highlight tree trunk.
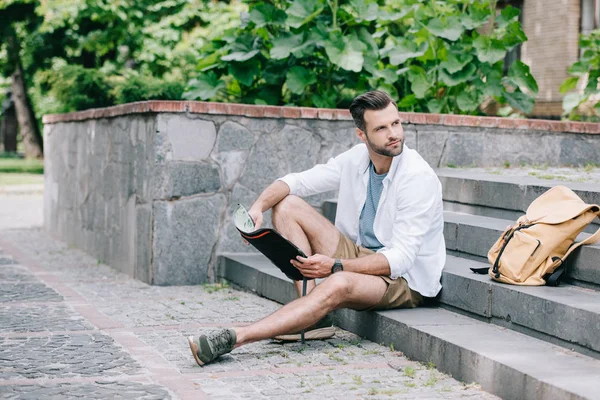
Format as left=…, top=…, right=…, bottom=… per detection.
left=11, top=62, right=43, bottom=158
left=0, top=94, right=18, bottom=152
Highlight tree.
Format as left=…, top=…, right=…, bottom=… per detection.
left=0, top=0, right=43, bottom=158
left=184, top=0, right=538, bottom=115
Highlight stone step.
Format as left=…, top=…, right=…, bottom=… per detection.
left=436, top=168, right=600, bottom=233
left=444, top=211, right=600, bottom=287
left=441, top=255, right=600, bottom=356
left=217, top=253, right=600, bottom=400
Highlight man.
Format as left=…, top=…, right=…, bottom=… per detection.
left=188, top=90, right=445, bottom=366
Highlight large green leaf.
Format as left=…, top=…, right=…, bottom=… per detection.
left=495, top=5, right=520, bottom=29
left=249, top=3, right=286, bottom=27
left=568, top=61, right=591, bottom=77
left=349, top=0, right=379, bottom=21
left=505, top=61, right=538, bottom=94
left=425, top=16, right=464, bottom=41
left=585, top=69, right=600, bottom=96
left=311, top=89, right=337, bottom=108
left=358, top=27, right=378, bottom=56
left=262, top=63, right=286, bottom=85
left=456, top=90, right=479, bottom=112
left=196, top=50, right=223, bottom=72
left=483, top=69, right=504, bottom=97
left=286, top=0, right=324, bottom=29
left=221, top=49, right=260, bottom=62
left=559, top=76, right=579, bottom=94
left=387, top=41, right=428, bottom=66
left=324, top=33, right=366, bottom=72
left=502, top=20, right=527, bottom=49
left=285, top=65, right=317, bottom=95
left=440, top=53, right=473, bottom=74
left=407, top=66, right=431, bottom=99
left=460, top=11, right=489, bottom=30
left=229, top=60, right=260, bottom=87
left=270, top=34, right=303, bottom=59
left=427, top=98, right=443, bottom=113
left=183, top=72, right=225, bottom=100
left=439, top=63, right=477, bottom=87
left=473, top=36, right=506, bottom=64
left=504, top=89, right=535, bottom=114
left=562, top=92, right=585, bottom=114
left=398, top=94, right=417, bottom=108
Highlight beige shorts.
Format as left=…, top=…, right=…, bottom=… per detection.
left=332, top=231, right=424, bottom=311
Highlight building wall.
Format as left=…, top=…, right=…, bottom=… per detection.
left=520, top=0, right=581, bottom=116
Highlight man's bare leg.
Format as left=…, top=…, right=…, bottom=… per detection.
left=271, top=195, right=340, bottom=297
left=234, top=271, right=388, bottom=346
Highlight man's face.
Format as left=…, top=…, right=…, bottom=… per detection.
left=359, top=103, right=404, bottom=158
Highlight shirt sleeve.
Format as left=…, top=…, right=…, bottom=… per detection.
left=379, top=171, right=441, bottom=279
left=277, top=154, right=345, bottom=197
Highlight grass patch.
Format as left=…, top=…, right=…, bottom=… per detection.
left=201, top=281, right=230, bottom=294
left=352, top=375, right=363, bottom=385
left=424, top=372, right=439, bottom=387
left=403, top=366, right=416, bottom=378
left=0, top=173, right=43, bottom=186
left=0, top=156, right=43, bottom=174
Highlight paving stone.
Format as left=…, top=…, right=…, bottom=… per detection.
left=0, top=282, right=62, bottom=303
left=0, top=304, right=94, bottom=333
left=0, top=382, right=172, bottom=399
left=0, top=334, right=142, bottom=379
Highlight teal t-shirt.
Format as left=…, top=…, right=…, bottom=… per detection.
left=358, top=162, right=387, bottom=251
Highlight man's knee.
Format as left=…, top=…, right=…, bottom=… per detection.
left=319, top=272, right=353, bottom=308
left=272, top=195, right=305, bottom=220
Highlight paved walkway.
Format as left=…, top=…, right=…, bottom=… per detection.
left=0, top=188, right=497, bottom=399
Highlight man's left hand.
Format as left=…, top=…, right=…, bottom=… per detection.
left=291, top=254, right=334, bottom=278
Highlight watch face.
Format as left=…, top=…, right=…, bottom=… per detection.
left=332, top=264, right=343, bottom=273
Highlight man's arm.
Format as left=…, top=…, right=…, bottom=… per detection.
left=291, top=252, right=390, bottom=279
left=247, top=180, right=290, bottom=229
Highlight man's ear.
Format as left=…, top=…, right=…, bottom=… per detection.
left=356, top=128, right=366, bottom=143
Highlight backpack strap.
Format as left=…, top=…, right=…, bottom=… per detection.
left=561, top=225, right=600, bottom=262
left=544, top=224, right=600, bottom=286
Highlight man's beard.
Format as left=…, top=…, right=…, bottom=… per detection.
left=365, top=135, right=404, bottom=157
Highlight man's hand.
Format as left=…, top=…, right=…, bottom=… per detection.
left=291, top=254, right=335, bottom=279
left=247, top=205, right=263, bottom=230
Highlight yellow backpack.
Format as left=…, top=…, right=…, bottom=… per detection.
left=474, top=185, right=600, bottom=286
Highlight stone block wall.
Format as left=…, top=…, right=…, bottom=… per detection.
left=43, top=101, right=600, bottom=285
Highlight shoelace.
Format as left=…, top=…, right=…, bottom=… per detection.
left=208, top=330, right=233, bottom=354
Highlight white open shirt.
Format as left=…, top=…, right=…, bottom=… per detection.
left=278, top=144, right=445, bottom=297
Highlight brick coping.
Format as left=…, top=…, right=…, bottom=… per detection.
left=42, top=100, right=600, bottom=134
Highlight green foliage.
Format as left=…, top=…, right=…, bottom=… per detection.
left=111, top=73, right=185, bottom=104
left=2, top=0, right=243, bottom=119
left=37, top=65, right=114, bottom=112
left=185, top=0, right=537, bottom=114
left=560, top=30, right=600, bottom=121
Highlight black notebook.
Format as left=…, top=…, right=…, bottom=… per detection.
left=234, top=204, right=311, bottom=281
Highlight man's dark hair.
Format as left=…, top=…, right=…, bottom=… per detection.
left=349, top=90, right=397, bottom=132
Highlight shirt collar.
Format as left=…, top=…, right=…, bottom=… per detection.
left=358, top=146, right=407, bottom=180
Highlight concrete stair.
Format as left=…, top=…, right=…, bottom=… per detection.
left=216, top=169, right=600, bottom=399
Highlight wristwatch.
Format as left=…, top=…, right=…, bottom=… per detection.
left=331, top=259, right=343, bottom=274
